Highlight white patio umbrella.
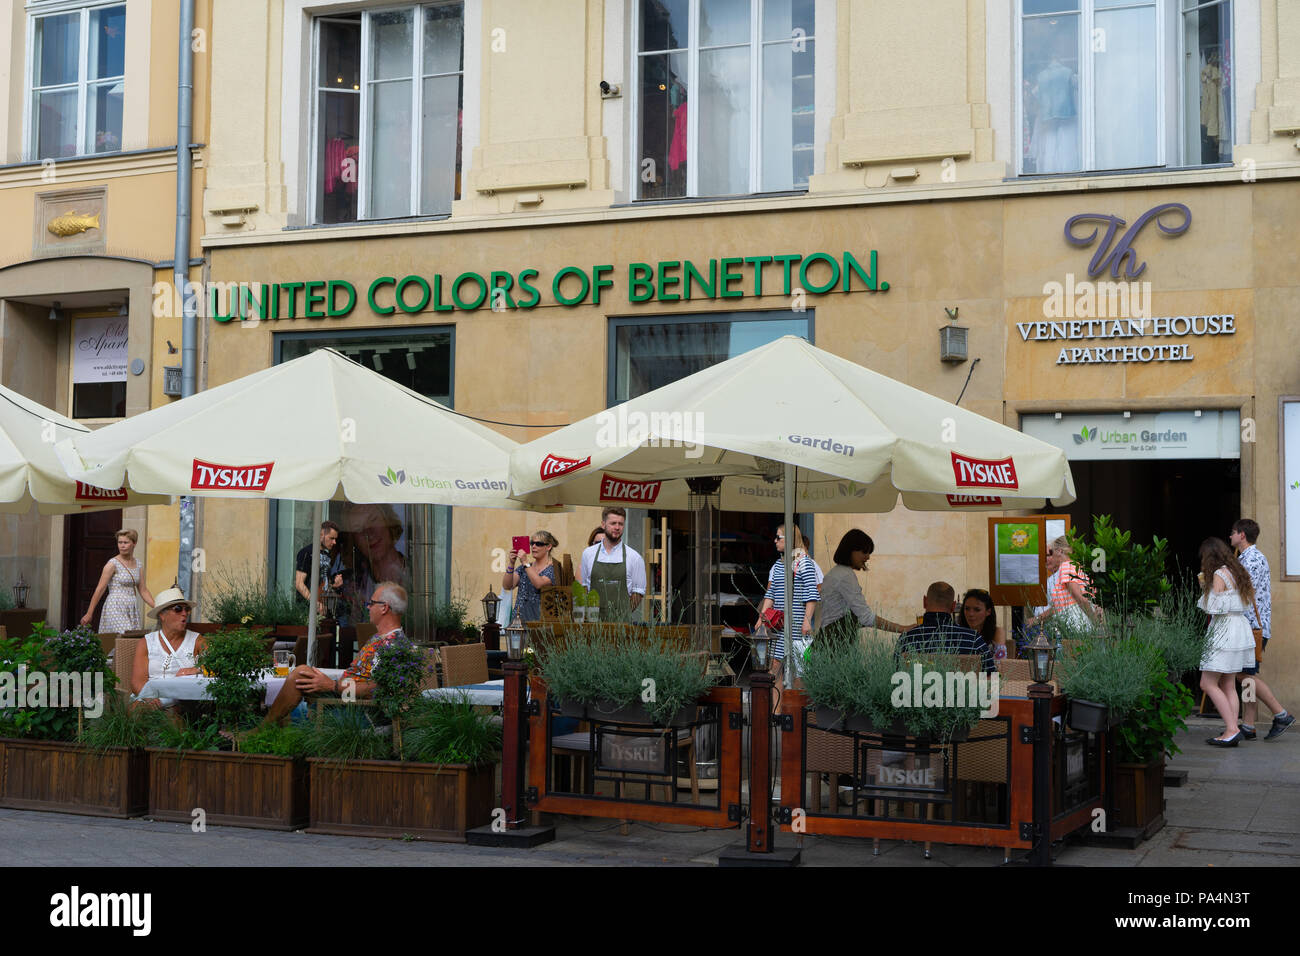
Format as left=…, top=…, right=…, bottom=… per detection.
left=509, top=336, right=1075, bottom=513
left=55, top=347, right=555, bottom=661
left=508, top=336, right=1075, bottom=683
left=0, top=383, right=170, bottom=514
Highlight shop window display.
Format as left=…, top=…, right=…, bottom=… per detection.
left=271, top=331, right=452, bottom=639
left=1019, top=0, right=1233, bottom=174
left=610, top=312, right=812, bottom=642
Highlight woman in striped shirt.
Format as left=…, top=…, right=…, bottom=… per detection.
left=757, top=525, right=820, bottom=679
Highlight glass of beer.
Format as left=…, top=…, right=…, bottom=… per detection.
left=274, top=649, right=295, bottom=677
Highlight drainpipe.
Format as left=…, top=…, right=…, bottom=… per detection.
left=175, top=0, right=197, bottom=595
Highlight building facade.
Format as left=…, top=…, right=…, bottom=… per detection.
left=9, top=1, right=1293, bottom=685
left=0, top=0, right=210, bottom=624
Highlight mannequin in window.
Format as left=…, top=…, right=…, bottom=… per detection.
left=1030, top=54, right=1079, bottom=173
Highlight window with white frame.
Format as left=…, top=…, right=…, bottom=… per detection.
left=1019, top=0, right=1232, bottom=175
left=636, top=0, right=815, bottom=200
left=313, top=3, right=464, bottom=224
left=28, top=3, right=125, bottom=159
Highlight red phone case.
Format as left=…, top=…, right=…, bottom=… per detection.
left=512, top=535, right=531, bottom=555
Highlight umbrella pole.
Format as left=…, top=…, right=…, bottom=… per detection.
left=306, top=501, right=323, bottom=667
left=783, top=464, right=794, bottom=690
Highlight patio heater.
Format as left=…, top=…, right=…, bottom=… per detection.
left=686, top=477, right=723, bottom=798
left=685, top=476, right=722, bottom=652
left=407, top=506, right=438, bottom=644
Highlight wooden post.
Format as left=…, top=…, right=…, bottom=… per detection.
left=748, top=671, right=774, bottom=853
left=1029, top=681, right=1054, bottom=866
left=501, top=659, right=528, bottom=828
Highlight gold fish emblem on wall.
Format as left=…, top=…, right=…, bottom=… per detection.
left=47, top=210, right=101, bottom=237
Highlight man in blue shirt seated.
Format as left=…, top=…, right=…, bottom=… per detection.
left=898, top=581, right=996, bottom=674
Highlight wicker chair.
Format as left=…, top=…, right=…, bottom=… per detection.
left=418, top=647, right=440, bottom=691
left=113, top=636, right=142, bottom=695
left=440, top=642, right=489, bottom=687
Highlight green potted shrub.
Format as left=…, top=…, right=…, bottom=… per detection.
left=0, top=625, right=146, bottom=818
left=1112, top=670, right=1194, bottom=835
left=1065, top=515, right=1171, bottom=639
left=801, top=625, right=983, bottom=742
left=145, top=628, right=310, bottom=830
left=205, top=564, right=309, bottom=636
left=432, top=597, right=469, bottom=644
left=535, top=636, right=718, bottom=727
left=1056, top=634, right=1161, bottom=733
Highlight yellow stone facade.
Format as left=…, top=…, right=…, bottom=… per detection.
left=189, top=0, right=1300, bottom=692
left=0, top=0, right=211, bottom=614
left=2, top=1, right=1299, bottom=698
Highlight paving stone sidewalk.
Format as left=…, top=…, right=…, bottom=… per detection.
left=1, top=715, right=1295, bottom=867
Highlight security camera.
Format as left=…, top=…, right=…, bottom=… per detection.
left=599, top=81, right=621, bottom=98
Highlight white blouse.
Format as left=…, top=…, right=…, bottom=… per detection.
left=144, top=630, right=200, bottom=679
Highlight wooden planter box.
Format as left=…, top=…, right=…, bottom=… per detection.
left=0, top=738, right=148, bottom=818
left=147, top=749, right=309, bottom=830
left=1114, top=759, right=1165, bottom=838
left=307, top=758, right=496, bottom=842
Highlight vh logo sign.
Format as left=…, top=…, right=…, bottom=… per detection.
left=1065, top=202, right=1191, bottom=280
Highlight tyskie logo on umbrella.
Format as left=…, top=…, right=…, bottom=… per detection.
left=599, top=474, right=662, bottom=503
left=191, top=458, right=275, bottom=491
left=950, top=452, right=1019, bottom=490
left=946, top=494, right=1004, bottom=507
left=540, top=453, right=591, bottom=482
left=74, top=482, right=129, bottom=502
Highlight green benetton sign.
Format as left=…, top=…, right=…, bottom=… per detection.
left=207, top=250, right=889, bottom=323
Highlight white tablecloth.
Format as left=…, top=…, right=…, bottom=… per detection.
left=423, top=680, right=504, bottom=706
left=137, top=669, right=346, bottom=706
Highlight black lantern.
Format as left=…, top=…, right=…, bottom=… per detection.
left=751, top=624, right=770, bottom=670
left=505, top=606, right=526, bottom=660
left=12, top=574, right=28, bottom=609
left=1028, top=630, right=1055, bottom=684
left=481, top=590, right=500, bottom=626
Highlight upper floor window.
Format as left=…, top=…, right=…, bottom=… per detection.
left=29, top=3, right=125, bottom=159
left=312, top=3, right=464, bottom=224
left=636, top=0, right=815, bottom=200
left=1019, top=0, right=1231, bottom=175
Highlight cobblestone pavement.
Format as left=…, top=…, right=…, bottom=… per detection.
left=2, top=715, right=1296, bottom=867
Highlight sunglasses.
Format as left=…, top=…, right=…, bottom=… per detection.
left=531, top=540, right=549, bottom=548
left=364, top=600, right=389, bottom=609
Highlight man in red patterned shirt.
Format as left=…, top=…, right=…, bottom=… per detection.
left=262, top=581, right=407, bottom=725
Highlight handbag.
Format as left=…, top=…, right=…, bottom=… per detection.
left=760, top=607, right=784, bottom=632
left=1252, top=598, right=1265, bottom=663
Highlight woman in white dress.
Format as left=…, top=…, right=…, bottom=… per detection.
left=81, top=529, right=156, bottom=631
left=1198, top=538, right=1257, bottom=747
left=131, top=588, right=207, bottom=709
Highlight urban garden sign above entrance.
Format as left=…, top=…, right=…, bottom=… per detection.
left=192, top=250, right=890, bottom=323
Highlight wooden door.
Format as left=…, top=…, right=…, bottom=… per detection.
left=63, top=510, right=123, bottom=631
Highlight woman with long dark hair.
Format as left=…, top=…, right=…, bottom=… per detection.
left=1198, top=537, right=1257, bottom=746
left=959, top=588, right=1006, bottom=659
left=818, top=529, right=909, bottom=637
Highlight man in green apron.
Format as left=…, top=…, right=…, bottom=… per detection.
left=580, top=507, right=647, bottom=620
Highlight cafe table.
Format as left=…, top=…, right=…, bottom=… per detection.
left=423, top=679, right=505, bottom=707
left=136, top=668, right=346, bottom=706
